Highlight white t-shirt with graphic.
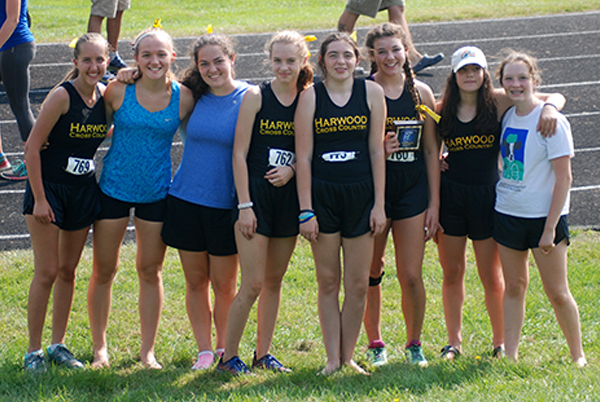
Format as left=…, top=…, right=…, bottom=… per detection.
left=495, top=102, right=574, bottom=218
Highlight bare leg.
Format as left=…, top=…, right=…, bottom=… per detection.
left=50, top=227, right=91, bottom=345
left=497, top=244, right=529, bottom=361
left=312, top=233, right=343, bottom=374
left=363, top=221, right=391, bottom=344
left=391, top=213, right=427, bottom=344
left=255, top=236, right=296, bottom=358
left=87, top=14, right=104, bottom=34
left=88, top=217, right=128, bottom=368
left=179, top=250, right=213, bottom=353
left=26, top=216, right=60, bottom=352
left=472, top=238, right=504, bottom=349
left=337, top=11, right=360, bottom=33
left=437, top=233, right=467, bottom=357
left=209, top=254, right=239, bottom=352
left=134, top=217, right=167, bottom=368
left=222, top=232, right=269, bottom=361
left=532, top=241, right=585, bottom=362
left=339, top=233, right=373, bottom=374
left=106, top=10, right=124, bottom=53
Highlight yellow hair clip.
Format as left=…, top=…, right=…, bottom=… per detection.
left=304, top=35, right=317, bottom=42
left=68, top=37, right=78, bottom=48
left=416, top=105, right=441, bottom=124
left=350, top=30, right=357, bottom=43
left=207, top=24, right=213, bottom=34
left=153, top=18, right=162, bottom=29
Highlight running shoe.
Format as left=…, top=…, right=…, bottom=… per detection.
left=24, top=350, right=47, bottom=373
left=492, top=345, right=505, bottom=358
left=191, top=350, right=215, bottom=370
left=366, top=345, right=388, bottom=367
left=0, top=154, right=11, bottom=171
left=1, top=159, right=27, bottom=181
left=47, top=344, right=84, bottom=369
left=109, top=54, right=128, bottom=71
left=101, top=70, right=116, bottom=85
left=216, top=355, right=250, bottom=375
left=252, top=352, right=291, bottom=373
left=405, top=343, right=428, bottom=367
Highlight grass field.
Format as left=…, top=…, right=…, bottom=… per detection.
left=29, top=0, right=600, bottom=43
left=1, top=230, right=599, bottom=401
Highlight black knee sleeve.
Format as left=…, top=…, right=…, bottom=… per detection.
left=369, top=271, right=385, bottom=287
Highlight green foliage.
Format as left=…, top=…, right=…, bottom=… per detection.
left=28, top=0, right=600, bottom=43
left=1, top=230, right=599, bottom=401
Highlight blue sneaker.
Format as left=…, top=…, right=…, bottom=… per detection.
left=216, top=356, right=250, bottom=375
left=100, top=70, right=115, bottom=85
left=24, top=350, right=47, bottom=373
left=252, top=351, right=291, bottom=373
left=109, top=54, right=128, bottom=71
left=405, top=343, right=428, bottom=367
left=1, top=158, right=27, bottom=181
left=47, top=344, right=84, bottom=369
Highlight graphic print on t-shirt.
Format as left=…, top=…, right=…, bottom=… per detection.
left=501, top=127, right=528, bottom=181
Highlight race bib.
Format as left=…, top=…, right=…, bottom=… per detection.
left=66, top=157, right=95, bottom=175
left=268, top=148, right=295, bottom=167
left=387, top=151, right=415, bottom=163
left=321, top=151, right=357, bottom=162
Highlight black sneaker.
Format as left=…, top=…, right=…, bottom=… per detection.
left=109, top=54, right=128, bottom=71
left=47, top=344, right=84, bottom=369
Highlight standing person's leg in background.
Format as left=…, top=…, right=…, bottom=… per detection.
left=337, top=0, right=443, bottom=72
left=0, top=41, right=36, bottom=180
left=87, top=0, right=130, bottom=77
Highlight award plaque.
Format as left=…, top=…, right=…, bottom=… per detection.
left=393, top=120, right=424, bottom=151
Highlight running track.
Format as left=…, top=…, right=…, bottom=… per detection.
left=1, top=11, right=598, bottom=250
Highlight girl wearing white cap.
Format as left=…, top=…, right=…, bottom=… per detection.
left=436, top=45, right=566, bottom=360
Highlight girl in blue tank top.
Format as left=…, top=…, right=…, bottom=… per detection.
left=89, top=28, right=195, bottom=369
left=22, top=34, right=109, bottom=372
left=295, top=32, right=386, bottom=375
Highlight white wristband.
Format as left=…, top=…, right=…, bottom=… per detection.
left=237, top=202, right=253, bottom=210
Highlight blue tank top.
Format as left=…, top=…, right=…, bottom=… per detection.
left=169, top=80, right=251, bottom=209
left=0, top=0, right=34, bottom=52
left=99, top=81, right=181, bottom=203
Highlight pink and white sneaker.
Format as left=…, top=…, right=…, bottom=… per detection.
left=191, top=350, right=215, bottom=371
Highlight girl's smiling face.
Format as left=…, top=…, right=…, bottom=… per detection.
left=74, top=40, right=108, bottom=86
left=196, top=44, right=235, bottom=93
left=270, top=42, right=303, bottom=85
left=134, top=33, right=175, bottom=80
left=321, top=39, right=359, bottom=81
left=372, top=36, right=407, bottom=77
left=501, top=61, right=536, bottom=103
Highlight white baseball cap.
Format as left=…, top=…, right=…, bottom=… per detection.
left=451, top=46, right=487, bottom=73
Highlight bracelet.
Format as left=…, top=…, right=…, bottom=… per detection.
left=299, top=214, right=316, bottom=224
left=299, top=210, right=316, bottom=224
left=237, top=202, right=253, bottom=210
left=289, top=164, right=296, bottom=175
left=543, top=102, right=558, bottom=110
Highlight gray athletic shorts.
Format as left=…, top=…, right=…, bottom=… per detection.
left=91, top=0, right=131, bottom=19
left=345, top=0, right=406, bottom=18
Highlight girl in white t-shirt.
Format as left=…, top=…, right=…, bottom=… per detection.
left=493, top=52, right=586, bottom=366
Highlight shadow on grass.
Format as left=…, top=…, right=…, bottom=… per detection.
left=0, top=355, right=511, bottom=401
